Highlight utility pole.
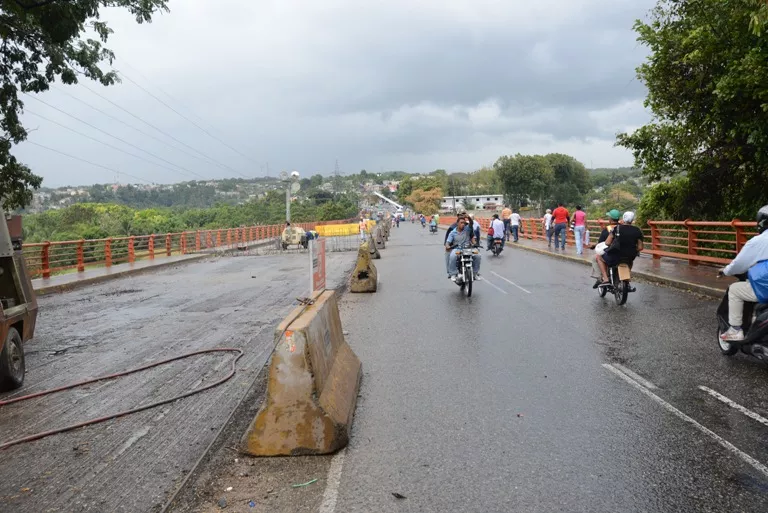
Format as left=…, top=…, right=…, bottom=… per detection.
left=333, top=159, right=342, bottom=195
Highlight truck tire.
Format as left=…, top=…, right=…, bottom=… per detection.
left=0, top=328, right=24, bottom=392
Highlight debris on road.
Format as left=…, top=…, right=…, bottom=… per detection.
left=218, top=497, right=227, bottom=508
left=392, top=492, right=407, bottom=499
left=225, top=486, right=233, bottom=492
left=248, top=500, right=256, bottom=508
left=291, top=478, right=318, bottom=488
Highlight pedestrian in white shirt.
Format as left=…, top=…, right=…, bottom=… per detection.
left=510, top=209, right=522, bottom=242
left=542, top=209, right=553, bottom=247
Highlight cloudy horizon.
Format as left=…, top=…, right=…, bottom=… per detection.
left=15, top=0, right=655, bottom=188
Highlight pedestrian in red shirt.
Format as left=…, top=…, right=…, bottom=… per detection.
left=552, top=203, right=570, bottom=249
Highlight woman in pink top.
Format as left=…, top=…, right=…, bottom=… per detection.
left=573, top=205, right=587, bottom=255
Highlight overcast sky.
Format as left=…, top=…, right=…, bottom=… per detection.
left=16, top=0, right=655, bottom=188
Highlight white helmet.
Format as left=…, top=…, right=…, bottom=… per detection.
left=623, top=211, right=635, bottom=224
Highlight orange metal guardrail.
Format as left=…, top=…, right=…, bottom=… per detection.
left=437, top=215, right=758, bottom=266
left=23, top=218, right=356, bottom=279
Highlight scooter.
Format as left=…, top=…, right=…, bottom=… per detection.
left=490, top=238, right=504, bottom=256
left=429, top=224, right=438, bottom=234
left=597, top=261, right=634, bottom=305
left=716, top=274, right=768, bottom=358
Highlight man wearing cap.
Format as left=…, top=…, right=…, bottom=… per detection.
left=596, top=211, right=644, bottom=287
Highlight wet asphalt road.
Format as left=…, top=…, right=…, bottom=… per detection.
left=0, top=250, right=354, bottom=513
left=332, top=223, right=768, bottom=512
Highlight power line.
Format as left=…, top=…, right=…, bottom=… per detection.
left=50, top=84, right=237, bottom=177
left=117, top=69, right=258, bottom=171
left=23, top=93, right=207, bottom=180
left=26, top=141, right=152, bottom=184
left=25, top=108, right=204, bottom=180
left=76, top=82, right=248, bottom=177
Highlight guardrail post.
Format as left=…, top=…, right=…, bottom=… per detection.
left=684, top=219, right=697, bottom=266
left=77, top=239, right=85, bottom=272
left=196, top=230, right=201, bottom=252
left=166, top=234, right=172, bottom=256
left=216, top=230, right=222, bottom=247
left=128, top=236, right=135, bottom=264
left=105, top=238, right=113, bottom=267
left=149, top=235, right=155, bottom=259
left=226, top=229, right=232, bottom=246
left=649, top=221, right=661, bottom=261
left=206, top=231, right=212, bottom=248
left=41, top=241, right=51, bottom=278
left=733, top=219, right=747, bottom=253
left=180, top=232, right=186, bottom=254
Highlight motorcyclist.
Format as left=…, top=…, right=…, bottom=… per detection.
left=719, top=205, right=768, bottom=342
left=429, top=215, right=438, bottom=232
left=444, top=208, right=469, bottom=244
left=445, top=216, right=481, bottom=281
left=596, top=210, right=644, bottom=288
left=589, top=209, right=620, bottom=288
left=487, top=214, right=505, bottom=251
left=421, top=215, right=426, bottom=228
left=468, top=213, right=481, bottom=243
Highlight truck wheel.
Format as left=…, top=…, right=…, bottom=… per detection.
left=0, top=328, right=25, bottom=392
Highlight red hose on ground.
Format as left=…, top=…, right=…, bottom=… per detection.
left=0, top=348, right=244, bottom=451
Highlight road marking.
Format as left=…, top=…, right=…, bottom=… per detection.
left=490, top=271, right=531, bottom=294
left=603, top=363, right=768, bottom=479
left=612, top=363, right=658, bottom=389
left=698, top=386, right=768, bottom=428
left=319, top=448, right=346, bottom=513
left=480, top=278, right=508, bottom=295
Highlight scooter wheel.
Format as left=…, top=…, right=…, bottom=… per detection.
left=717, top=327, right=738, bottom=356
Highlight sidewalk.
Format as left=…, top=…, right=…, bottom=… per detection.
left=507, top=237, right=734, bottom=298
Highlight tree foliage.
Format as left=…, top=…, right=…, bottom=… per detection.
left=493, top=154, right=555, bottom=208
left=22, top=194, right=359, bottom=242
left=616, top=0, right=768, bottom=220
left=405, top=188, right=442, bottom=215
left=0, top=0, right=170, bottom=209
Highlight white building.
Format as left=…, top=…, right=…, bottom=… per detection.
left=441, top=194, right=504, bottom=211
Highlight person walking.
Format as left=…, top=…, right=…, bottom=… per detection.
left=552, top=202, right=570, bottom=250
left=510, top=208, right=522, bottom=242
left=542, top=208, right=553, bottom=247
left=572, top=205, right=587, bottom=255
left=501, top=205, right=512, bottom=241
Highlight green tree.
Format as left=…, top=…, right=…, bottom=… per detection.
left=616, top=0, right=768, bottom=220
left=0, top=0, right=170, bottom=209
left=493, top=154, right=554, bottom=209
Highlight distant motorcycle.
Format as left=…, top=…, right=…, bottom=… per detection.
left=451, top=244, right=478, bottom=297
left=717, top=273, right=768, bottom=359
left=429, top=224, right=438, bottom=234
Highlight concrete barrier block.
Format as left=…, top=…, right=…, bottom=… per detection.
left=368, top=235, right=381, bottom=259
left=350, top=242, right=378, bottom=293
left=375, top=227, right=386, bottom=249
left=240, top=290, right=362, bottom=456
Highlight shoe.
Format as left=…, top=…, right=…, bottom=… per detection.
left=628, top=286, right=637, bottom=293
left=447, top=274, right=452, bottom=280
left=592, top=279, right=601, bottom=289
left=450, top=276, right=457, bottom=282
left=475, top=273, right=482, bottom=281
left=720, top=327, right=745, bottom=342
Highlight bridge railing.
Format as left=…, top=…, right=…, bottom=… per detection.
left=438, top=216, right=758, bottom=266
left=23, top=218, right=355, bottom=279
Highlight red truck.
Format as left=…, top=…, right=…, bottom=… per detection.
left=0, top=214, right=38, bottom=391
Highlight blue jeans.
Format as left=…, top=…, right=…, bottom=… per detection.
left=574, top=225, right=585, bottom=254
left=511, top=225, right=519, bottom=242
left=554, top=223, right=567, bottom=249
left=503, top=219, right=510, bottom=240
left=448, top=250, right=481, bottom=276
left=546, top=227, right=553, bottom=245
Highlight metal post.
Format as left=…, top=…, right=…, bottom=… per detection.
left=286, top=185, right=291, bottom=223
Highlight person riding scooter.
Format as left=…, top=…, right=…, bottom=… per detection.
left=487, top=214, right=505, bottom=251
left=718, top=205, right=768, bottom=342
left=596, top=211, right=644, bottom=288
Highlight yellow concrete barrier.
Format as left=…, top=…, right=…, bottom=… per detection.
left=240, top=290, right=362, bottom=456
left=316, top=223, right=359, bottom=237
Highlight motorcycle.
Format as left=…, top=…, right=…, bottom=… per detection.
left=490, top=238, right=504, bottom=257
left=598, top=261, right=633, bottom=305
left=717, top=274, right=768, bottom=358
left=452, top=245, right=478, bottom=297
left=429, top=224, right=438, bottom=234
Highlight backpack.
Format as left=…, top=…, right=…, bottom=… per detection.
left=488, top=226, right=494, bottom=236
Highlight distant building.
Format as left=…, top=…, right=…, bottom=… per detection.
left=441, top=194, right=504, bottom=211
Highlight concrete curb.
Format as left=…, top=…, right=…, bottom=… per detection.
left=34, top=238, right=279, bottom=296
left=506, top=242, right=725, bottom=299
